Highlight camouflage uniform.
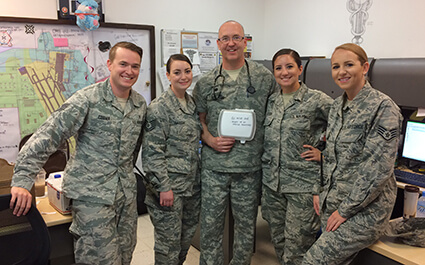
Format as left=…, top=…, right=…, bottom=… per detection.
left=142, top=88, right=202, bottom=265
left=261, top=83, right=333, bottom=265
left=302, top=82, right=402, bottom=265
left=11, top=79, right=146, bottom=265
left=192, top=60, right=276, bottom=265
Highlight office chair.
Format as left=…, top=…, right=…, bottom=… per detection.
left=19, top=134, right=69, bottom=177
left=0, top=193, right=51, bottom=265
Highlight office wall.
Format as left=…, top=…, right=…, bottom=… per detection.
left=105, top=0, right=425, bottom=93
left=0, top=0, right=266, bottom=94
left=263, top=0, right=425, bottom=60
left=0, top=0, right=57, bottom=19
left=104, top=0, right=267, bottom=94
left=1, top=0, right=425, bottom=93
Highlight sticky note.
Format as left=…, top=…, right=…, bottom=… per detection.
left=53, top=38, right=69, bottom=47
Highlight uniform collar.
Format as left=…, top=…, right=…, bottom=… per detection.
left=341, top=81, right=373, bottom=111
left=103, top=78, right=143, bottom=108
left=292, top=82, right=308, bottom=101
left=165, top=87, right=196, bottom=114
left=276, top=82, right=307, bottom=109
left=219, top=61, right=248, bottom=83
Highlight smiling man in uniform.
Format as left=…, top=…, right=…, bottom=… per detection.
left=10, top=41, right=147, bottom=265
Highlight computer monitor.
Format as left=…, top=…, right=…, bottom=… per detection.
left=402, top=120, right=425, bottom=165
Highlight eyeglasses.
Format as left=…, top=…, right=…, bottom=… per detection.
left=217, top=35, right=245, bottom=44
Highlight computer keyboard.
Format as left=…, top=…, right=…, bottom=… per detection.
left=394, top=169, right=425, bottom=188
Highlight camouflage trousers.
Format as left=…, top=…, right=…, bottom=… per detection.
left=145, top=188, right=200, bottom=265
left=199, top=169, right=261, bottom=265
left=69, top=184, right=137, bottom=265
left=302, top=181, right=396, bottom=265
left=261, top=186, right=320, bottom=265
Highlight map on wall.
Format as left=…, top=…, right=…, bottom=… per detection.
left=0, top=21, right=154, bottom=163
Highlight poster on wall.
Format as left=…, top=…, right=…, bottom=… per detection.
left=183, top=48, right=200, bottom=65
left=244, top=35, right=252, bottom=59
left=199, top=52, right=218, bottom=73
left=161, top=29, right=181, bottom=65
left=198, top=32, right=218, bottom=53
left=181, top=32, right=198, bottom=49
left=0, top=108, right=20, bottom=163
left=159, top=29, right=253, bottom=92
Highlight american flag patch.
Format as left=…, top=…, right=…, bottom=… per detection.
left=377, top=125, right=398, bottom=141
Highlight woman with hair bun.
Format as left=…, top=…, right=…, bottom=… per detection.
left=142, top=54, right=201, bottom=265
left=262, top=48, right=333, bottom=265
left=302, top=43, right=402, bottom=265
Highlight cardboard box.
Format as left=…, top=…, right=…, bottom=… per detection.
left=0, top=158, right=36, bottom=205
left=0, top=158, right=15, bottom=195
left=47, top=171, right=71, bottom=215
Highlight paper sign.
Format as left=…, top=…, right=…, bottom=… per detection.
left=417, top=108, right=425, bottom=117
left=218, top=109, right=256, bottom=144
left=0, top=108, right=21, bottom=163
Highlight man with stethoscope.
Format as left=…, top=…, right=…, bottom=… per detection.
left=193, top=20, right=276, bottom=265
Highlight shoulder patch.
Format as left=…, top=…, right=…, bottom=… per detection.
left=377, top=125, right=398, bottom=141
left=145, top=120, right=156, bottom=132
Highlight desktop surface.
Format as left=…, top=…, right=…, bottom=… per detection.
left=36, top=194, right=72, bottom=227
left=36, top=193, right=75, bottom=265
left=364, top=174, right=425, bottom=265
left=369, top=224, right=425, bottom=265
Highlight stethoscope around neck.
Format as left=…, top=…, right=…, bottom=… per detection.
left=212, top=59, right=256, bottom=100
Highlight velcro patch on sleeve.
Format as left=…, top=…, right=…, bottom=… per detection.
left=145, top=120, right=157, bottom=132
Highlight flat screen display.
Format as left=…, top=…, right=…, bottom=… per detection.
left=402, top=120, right=425, bottom=163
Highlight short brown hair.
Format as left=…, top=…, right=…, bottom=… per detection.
left=333, top=43, right=368, bottom=65
left=109, top=42, right=143, bottom=62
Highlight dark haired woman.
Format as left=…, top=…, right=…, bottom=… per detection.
left=142, top=54, right=202, bottom=265
left=261, top=48, right=333, bottom=265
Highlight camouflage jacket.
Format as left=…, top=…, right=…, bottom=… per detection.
left=11, top=79, right=146, bottom=204
left=192, top=60, right=276, bottom=173
left=142, top=88, right=202, bottom=196
left=262, top=83, right=333, bottom=194
left=321, top=82, right=402, bottom=219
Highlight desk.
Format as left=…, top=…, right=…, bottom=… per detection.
left=36, top=194, right=75, bottom=265
left=37, top=194, right=72, bottom=226
left=356, top=180, right=425, bottom=265
left=397, top=181, right=425, bottom=192
left=367, top=235, right=425, bottom=265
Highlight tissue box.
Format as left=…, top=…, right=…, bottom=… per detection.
left=47, top=171, right=71, bottom=215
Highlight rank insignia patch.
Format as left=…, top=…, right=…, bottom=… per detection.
left=377, top=125, right=398, bottom=141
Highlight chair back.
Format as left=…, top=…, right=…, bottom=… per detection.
left=19, top=134, right=69, bottom=177
left=0, top=194, right=51, bottom=265
left=369, top=58, right=425, bottom=108
left=304, top=58, right=342, bottom=99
